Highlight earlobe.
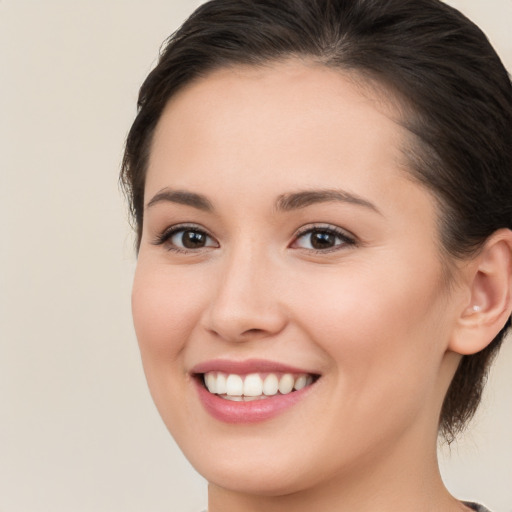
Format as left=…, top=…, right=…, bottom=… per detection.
left=449, top=229, right=512, bottom=356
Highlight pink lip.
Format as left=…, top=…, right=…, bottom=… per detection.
left=191, top=359, right=319, bottom=424
left=194, top=378, right=315, bottom=424
left=191, top=358, right=315, bottom=376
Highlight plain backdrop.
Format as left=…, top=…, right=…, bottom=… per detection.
left=1, top=1, right=511, bottom=511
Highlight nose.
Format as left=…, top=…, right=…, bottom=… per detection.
left=201, top=246, right=288, bottom=343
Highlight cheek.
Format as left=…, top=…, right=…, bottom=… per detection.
left=131, top=263, right=206, bottom=365
left=131, top=262, right=213, bottom=430
left=291, top=258, right=449, bottom=405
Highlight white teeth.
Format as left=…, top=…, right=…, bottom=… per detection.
left=278, top=373, right=294, bottom=394
left=263, top=374, right=279, bottom=396
left=243, top=373, right=263, bottom=397
left=294, top=374, right=307, bottom=390
left=205, top=372, right=216, bottom=393
left=216, top=372, right=227, bottom=394
left=224, top=395, right=269, bottom=402
left=226, top=374, right=243, bottom=396
left=242, top=395, right=266, bottom=401
left=203, top=372, right=315, bottom=399
left=224, top=395, right=244, bottom=401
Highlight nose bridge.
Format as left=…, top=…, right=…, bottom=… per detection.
left=203, top=239, right=286, bottom=341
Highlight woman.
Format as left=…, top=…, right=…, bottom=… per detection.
left=121, top=0, right=512, bottom=510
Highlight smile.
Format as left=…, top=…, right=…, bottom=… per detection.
left=192, top=359, right=320, bottom=423
left=203, top=372, right=315, bottom=401
left=203, top=372, right=313, bottom=402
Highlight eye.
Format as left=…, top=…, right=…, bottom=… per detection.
left=154, top=224, right=219, bottom=252
left=291, top=225, right=356, bottom=252
left=170, top=229, right=216, bottom=249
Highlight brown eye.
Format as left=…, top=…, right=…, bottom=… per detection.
left=292, top=226, right=355, bottom=252
left=159, top=226, right=218, bottom=251
left=180, top=230, right=208, bottom=248
left=309, top=231, right=337, bottom=249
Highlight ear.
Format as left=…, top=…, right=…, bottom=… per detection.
left=449, top=229, right=512, bottom=356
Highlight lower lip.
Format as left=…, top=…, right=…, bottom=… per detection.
left=194, top=378, right=315, bottom=424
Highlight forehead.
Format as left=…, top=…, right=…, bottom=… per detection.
left=145, top=61, right=440, bottom=237
left=154, top=60, right=404, bottom=144
left=148, top=61, right=411, bottom=191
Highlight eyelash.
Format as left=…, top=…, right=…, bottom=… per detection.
left=291, top=224, right=357, bottom=253
left=153, top=223, right=357, bottom=254
left=153, top=223, right=218, bottom=253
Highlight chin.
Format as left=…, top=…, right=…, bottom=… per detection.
left=178, top=431, right=334, bottom=497
left=198, top=458, right=313, bottom=496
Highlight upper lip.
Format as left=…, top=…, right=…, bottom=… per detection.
left=191, top=358, right=319, bottom=376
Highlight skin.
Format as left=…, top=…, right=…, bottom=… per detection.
left=132, top=61, right=483, bottom=512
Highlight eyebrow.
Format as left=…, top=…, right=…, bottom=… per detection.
left=146, top=188, right=213, bottom=211
left=145, top=187, right=381, bottom=215
left=275, top=189, right=381, bottom=214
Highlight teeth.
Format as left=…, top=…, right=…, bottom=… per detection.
left=278, top=373, right=294, bottom=394
left=226, top=374, right=243, bottom=396
left=244, top=373, right=263, bottom=396
left=294, top=374, right=307, bottom=391
left=203, top=372, right=315, bottom=399
left=216, top=372, right=227, bottom=394
left=205, top=372, right=216, bottom=393
left=224, top=395, right=269, bottom=402
left=263, top=374, right=279, bottom=396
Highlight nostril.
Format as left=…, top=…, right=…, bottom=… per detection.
left=242, top=328, right=266, bottom=336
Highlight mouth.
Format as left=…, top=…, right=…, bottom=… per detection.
left=199, top=371, right=317, bottom=401
left=191, top=359, right=321, bottom=423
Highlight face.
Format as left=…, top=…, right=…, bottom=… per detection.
left=132, top=62, right=461, bottom=495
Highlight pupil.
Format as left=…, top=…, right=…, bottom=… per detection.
left=182, top=231, right=205, bottom=248
left=311, top=231, right=335, bottom=249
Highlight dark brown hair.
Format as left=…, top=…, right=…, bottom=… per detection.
left=121, top=0, right=512, bottom=441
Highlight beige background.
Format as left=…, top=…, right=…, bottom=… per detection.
left=1, top=1, right=511, bottom=511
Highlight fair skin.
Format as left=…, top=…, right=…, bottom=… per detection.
left=132, top=61, right=512, bottom=512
